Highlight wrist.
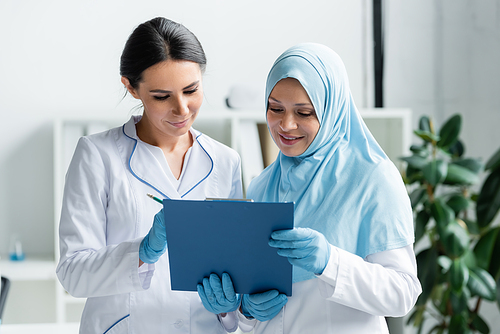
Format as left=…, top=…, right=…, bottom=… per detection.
left=239, top=305, right=254, bottom=319
left=139, top=236, right=158, bottom=264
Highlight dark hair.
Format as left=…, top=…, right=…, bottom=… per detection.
left=120, top=17, right=207, bottom=89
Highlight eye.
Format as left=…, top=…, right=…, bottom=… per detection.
left=153, top=95, right=170, bottom=101
left=297, top=109, right=316, bottom=117
left=268, top=105, right=284, bottom=113
left=184, top=87, right=199, bottom=95
left=298, top=112, right=313, bottom=117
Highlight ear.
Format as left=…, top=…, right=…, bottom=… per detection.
left=121, top=76, right=140, bottom=99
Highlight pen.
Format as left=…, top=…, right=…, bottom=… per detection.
left=147, top=193, right=163, bottom=204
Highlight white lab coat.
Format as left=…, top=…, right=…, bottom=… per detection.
left=237, top=244, right=422, bottom=333
left=56, top=116, right=243, bottom=334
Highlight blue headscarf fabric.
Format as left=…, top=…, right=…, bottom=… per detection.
left=246, top=43, right=414, bottom=283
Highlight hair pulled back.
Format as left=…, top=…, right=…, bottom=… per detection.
left=120, top=17, right=206, bottom=89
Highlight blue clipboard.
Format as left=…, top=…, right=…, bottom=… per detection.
left=163, top=199, right=294, bottom=296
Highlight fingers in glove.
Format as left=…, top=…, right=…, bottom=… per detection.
left=202, top=277, right=218, bottom=305
left=221, top=272, right=237, bottom=303
left=209, top=274, right=228, bottom=305
left=269, top=238, right=312, bottom=250
left=153, top=209, right=166, bottom=228
left=248, top=294, right=288, bottom=322
left=246, top=289, right=280, bottom=305
left=271, top=228, right=313, bottom=241
left=197, top=284, right=214, bottom=311
left=250, top=292, right=287, bottom=310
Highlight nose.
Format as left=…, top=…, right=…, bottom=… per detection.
left=172, top=96, right=190, bottom=116
left=280, top=112, right=298, bottom=131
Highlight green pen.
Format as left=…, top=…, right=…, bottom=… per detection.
left=147, top=193, right=163, bottom=204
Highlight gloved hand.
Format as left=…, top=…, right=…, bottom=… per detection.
left=240, top=290, right=288, bottom=322
left=197, top=273, right=241, bottom=314
left=269, top=227, right=331, bottom=275
left=139, top=209, right=167, bottom=264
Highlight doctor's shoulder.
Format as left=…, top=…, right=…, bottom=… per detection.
left=70, top=126, right=122, bottom=161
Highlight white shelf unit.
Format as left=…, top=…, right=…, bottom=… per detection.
left=0, top=107, right=411, bottom=324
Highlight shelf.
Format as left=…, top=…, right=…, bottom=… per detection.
left=1, top=322, right=79, bottom=334
left=0, top=258, right=56, bottom=281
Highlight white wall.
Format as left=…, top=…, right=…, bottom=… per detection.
left=385, top=0, right=500, bottom=166
left=0, top=0, right=366, bottom=257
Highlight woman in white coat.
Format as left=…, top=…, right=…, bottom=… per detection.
left=234, top=43, right=422, bottom=333
left=56, top=17, right=242, bottom=333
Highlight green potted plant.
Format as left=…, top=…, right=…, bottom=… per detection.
left=400, top=113, right=500, bottom=333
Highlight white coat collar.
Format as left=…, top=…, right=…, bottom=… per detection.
left=122, top=116, right=213, bottom=199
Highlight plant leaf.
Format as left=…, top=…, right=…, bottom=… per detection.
left=488, top=230, right=500, bottom=281
left=438, top=255, right=452, bottom=272
left=429, top=325, right=446, bottom=334
left=415, top=210, right=430, bottom=243
left=449, top=312, right=468, bottom=331
left=471, top=313, right=490, bottom=334
left=442, top=220, right=470, bottom=258
left=410, top=144, right=429, bottom=157
left=444, top=163, right=480, bottom=185
left=400, top=155, right=428, bottom=169
left=410, top=187, right=427, bottom=209
left=453, top=158, right=484, bottom=174
left=467, top=267, right=496, bottom=301
left=450, top=288, right=470, bottom=314
left=431, top=199, right=455, bottom=232
left=477, top=169, right=500, bottom=228
left=463, top=219, right=480, bottom=236
left=405, top=165, right=423, bottom=184
left=473, top=227, right=500, bottom=271
left=414, top=129, right=440, bottom=143
left=496, top=276, right=500, bottom=311
left=447, top=139, right=465, bottom=158
left=446, top=194, right=470, bottom=215
left=438, top=114, right=461, bottom=149
left=462, top=248, right=477, bottom=269
left=485, top=146, right=500, bottom=171
left=419, top=115, right=431, bottom=132
left=423, top=160, right=448, bottom=186
left=450, top=258, right=469, bottom=291
left=415, top=248, right=438, bottom=306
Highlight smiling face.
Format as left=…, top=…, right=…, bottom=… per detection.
left=266, top=78, right=320, bottom=157
left=122, top=60, right=203, bottom=146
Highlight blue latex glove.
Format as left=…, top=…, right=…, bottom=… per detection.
left=240, top=290, right=288, bottom=322
left=269, top=227, right=331, bottom=275
left=197, top=273, right=241, bottom=314
left=139, top=209, right=167, bottom=264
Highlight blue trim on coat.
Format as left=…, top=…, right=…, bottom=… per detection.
left=103, top=314, right=130, bottom=334
left=122, top=125, right=213, bottom=199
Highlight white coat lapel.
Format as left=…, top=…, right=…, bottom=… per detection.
left=176, top=129, right=213, bottom=197
left=122, top=117, right=181, bottom=199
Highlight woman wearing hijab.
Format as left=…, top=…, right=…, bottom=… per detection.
left=236, top=43, right=422, bottom=333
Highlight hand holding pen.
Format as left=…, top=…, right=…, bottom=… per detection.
left=139, top=194, right=166, bottom=264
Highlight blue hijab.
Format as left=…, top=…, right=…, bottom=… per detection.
left=247, top=43, right=414, bottom=283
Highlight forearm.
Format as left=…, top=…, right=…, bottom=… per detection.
left=57, top=237, right=147, bottom=298
left=318, top=244, right=422, bottom=317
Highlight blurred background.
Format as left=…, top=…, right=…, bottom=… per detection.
left=0, top=0, right=499, bottom=332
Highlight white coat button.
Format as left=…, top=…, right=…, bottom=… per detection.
left=174, top=320, right=183, bottom=329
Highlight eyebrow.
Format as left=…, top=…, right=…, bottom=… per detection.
left=268, top=96, right=313, bottom=107
left=149, top=81, right=200, bottom=93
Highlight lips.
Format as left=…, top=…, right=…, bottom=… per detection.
left=168, top=119, right=190, bottom=128
left=279, top=133, right=303, bottom=145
